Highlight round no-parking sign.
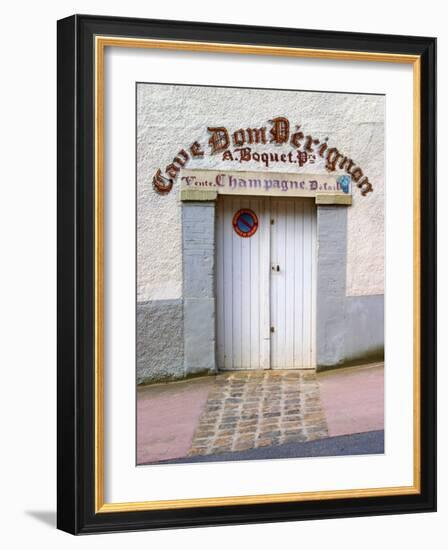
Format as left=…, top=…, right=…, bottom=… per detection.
left=232, top=209, right=259, bottom=238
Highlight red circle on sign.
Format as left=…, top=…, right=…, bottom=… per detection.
left=232, top=209, right=259, bottom=238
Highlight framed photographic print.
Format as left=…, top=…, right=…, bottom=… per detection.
left=57, top=14, right=436, bottom=534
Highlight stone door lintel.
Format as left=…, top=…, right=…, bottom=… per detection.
left=180, top=188, right=351, bottom=205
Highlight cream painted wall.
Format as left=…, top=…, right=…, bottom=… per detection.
left=137, top=84, right=384, bottom=300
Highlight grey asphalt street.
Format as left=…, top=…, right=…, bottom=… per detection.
left=153, top=430, right=384, bottom=465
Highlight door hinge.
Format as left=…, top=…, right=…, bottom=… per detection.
left=270, top=326, right=275, bottom=333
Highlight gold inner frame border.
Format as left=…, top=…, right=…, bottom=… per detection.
left=94, top=35, right=421, bottom=513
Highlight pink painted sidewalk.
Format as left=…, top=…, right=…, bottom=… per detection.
left=137, top=362, right=384, bottom=464
left=137, top=376, right=214, bottom=464
left=318, top=362, right=384, bottom=437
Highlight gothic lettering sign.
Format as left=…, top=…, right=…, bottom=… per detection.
left=180, top=169, right=351, bottom=199
left=152, top=116, right=372, bottom=196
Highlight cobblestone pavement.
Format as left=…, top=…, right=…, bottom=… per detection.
left=188, top=370, right=328, bottom=457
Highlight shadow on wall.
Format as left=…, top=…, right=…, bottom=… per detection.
left=317, top=294, right=384, bottom=372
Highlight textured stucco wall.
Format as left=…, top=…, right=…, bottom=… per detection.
left=137, top=83, right=385, bottom=302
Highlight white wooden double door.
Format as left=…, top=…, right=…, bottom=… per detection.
left=216, top=196, right=317, bottom=370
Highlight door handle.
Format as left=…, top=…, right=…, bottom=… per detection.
left=271, top=264, right=280, bottom=272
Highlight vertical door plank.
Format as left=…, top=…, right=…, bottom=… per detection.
left=240, top=198, right=252, bottom=368
left=216, top=198, right=225, bottom=368
left=311, top=205, right=317, bottom=368
left=269, top=200, right=277, bottom=368
left=232, top=197, right=243, bottom=368
left=285, top=200, right=296, bottom=367
left=260, top=198, right=271, bottom=369
left=294, top=200, right=305, bottom=367
left=277, top=200, right=287, bottom=369
left=249, top=198, right=261, bottom=368
left=223, top=198, right=234, bottom=369
left=302, top=200, right=313, bottom=367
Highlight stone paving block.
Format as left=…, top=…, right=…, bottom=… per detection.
left=187, top=370, right=329, bottom=457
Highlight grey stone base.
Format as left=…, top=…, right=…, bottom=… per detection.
left=137, top=299, right=184, bottom=385
left=343, top=294, right=384, bottom=366
left=316, top=293, right=384, bottom=371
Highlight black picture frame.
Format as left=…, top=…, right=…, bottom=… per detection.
left=57, top=14, right=436, bottom=534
